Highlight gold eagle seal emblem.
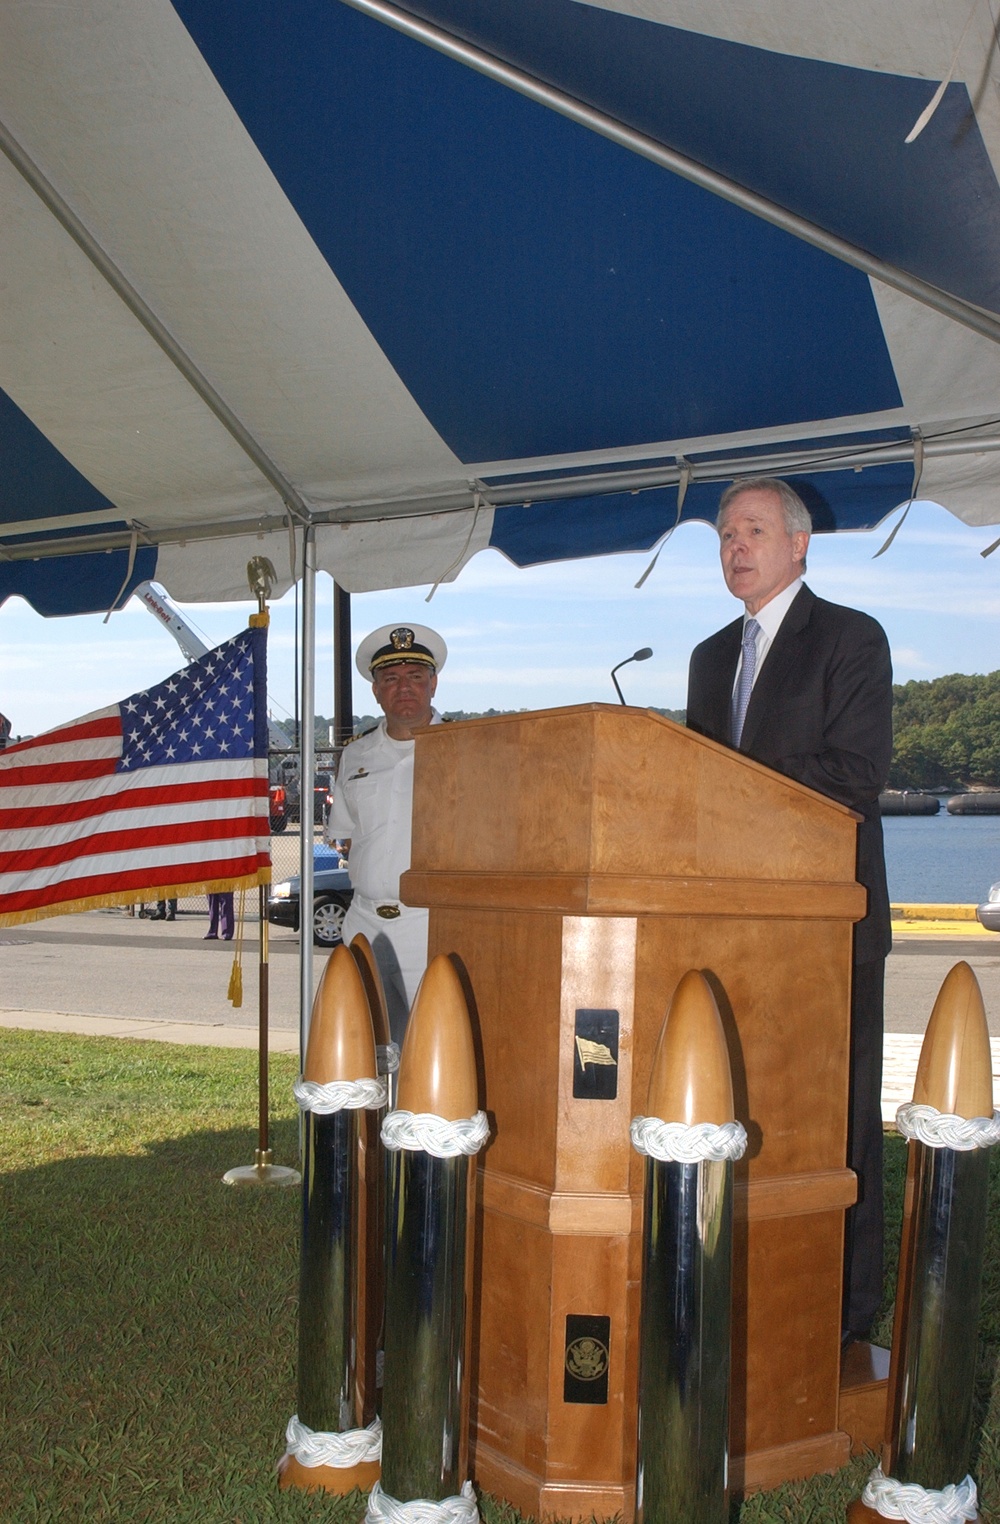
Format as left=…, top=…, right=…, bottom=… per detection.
left=565, top=1336, right=609, bottom=1382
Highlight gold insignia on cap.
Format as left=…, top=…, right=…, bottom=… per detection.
left=365, top=622, right=442, bottom=674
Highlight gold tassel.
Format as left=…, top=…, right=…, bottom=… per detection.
left=228, top=886, right=248, bottom=1008
left=227, top=960, right=243, bottom=1008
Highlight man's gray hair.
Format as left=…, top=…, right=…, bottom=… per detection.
left=717, top=476, right=813, bottom=537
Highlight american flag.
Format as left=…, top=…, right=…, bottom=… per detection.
left=0, top=624, right=270, bottom=925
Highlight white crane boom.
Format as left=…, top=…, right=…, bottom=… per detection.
left=133, top=580, right=210, bottom=662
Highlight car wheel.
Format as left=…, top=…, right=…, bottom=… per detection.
left=313, top=894, right=349, bottom=947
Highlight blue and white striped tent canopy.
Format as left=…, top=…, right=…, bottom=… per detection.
left=2, top=0, right=999, bottom=615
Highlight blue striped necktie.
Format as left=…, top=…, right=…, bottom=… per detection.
left=731, top=617, right=760, bottom=747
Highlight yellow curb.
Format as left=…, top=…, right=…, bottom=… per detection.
left=890, top=903, right=978, bottom=921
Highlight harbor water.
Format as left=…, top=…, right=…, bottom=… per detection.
left=883, top=813, right=1000, bottom=903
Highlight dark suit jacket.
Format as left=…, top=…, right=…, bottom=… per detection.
left=687, top=584, right=893, bottom=963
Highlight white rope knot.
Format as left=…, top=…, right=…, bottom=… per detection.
left=896, top=1102, right=1000, bottom=1151
left=294, top=1076, right=388, bottom=1114
left=381, top=1109, right=490, bottom=1158
left=861, top=1464, right=978, bottom=1522
left=284, top=1414, right=382, bottom=1469
left=366, top=1479, right=479, bottom=1524
left=378, top=1043, right=400, bottom=1075
left=630, top=1116, right=748, bottom=1163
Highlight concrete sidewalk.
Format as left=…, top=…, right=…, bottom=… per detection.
left=881, top=1033, right=1000, bottom=1124
left=0, top=1006, right=298, bottom=1052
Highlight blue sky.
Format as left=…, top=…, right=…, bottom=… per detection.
left=2, top=500, right=998, bottom=740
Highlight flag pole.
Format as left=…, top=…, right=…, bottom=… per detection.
left=223, top=557, right=301, bottom=1191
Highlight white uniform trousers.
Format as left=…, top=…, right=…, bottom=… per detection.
left=341, top=893, right=429, bottom=1047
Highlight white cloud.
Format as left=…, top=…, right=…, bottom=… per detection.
left=890, top=646, right=945, bottom=675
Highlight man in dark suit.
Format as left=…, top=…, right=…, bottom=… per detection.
left=686, top=476, right=893, bottom=1346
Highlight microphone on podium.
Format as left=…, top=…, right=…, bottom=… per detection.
left=610, top=647, right=653, bottom=706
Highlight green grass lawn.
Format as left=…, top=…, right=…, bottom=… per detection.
left=1, top=1029, right=998, bottom=1523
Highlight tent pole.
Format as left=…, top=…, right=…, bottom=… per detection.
left=299, top=529, right=317, bottom=1065
left=334, top=584, right=353, bottom=746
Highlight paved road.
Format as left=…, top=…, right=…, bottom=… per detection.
left=3, top=908, right=1000, bottom=1039
left=0, top=906, right=319, bottom=1035
left=886, top=936, right=1000, bottom=1034
left=0, top=825, right=323, bottom=1038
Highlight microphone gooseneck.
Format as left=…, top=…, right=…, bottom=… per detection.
left=610, top=647, right=653, bottom=705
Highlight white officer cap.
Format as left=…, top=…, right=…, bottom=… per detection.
left=356, top=623, right=448, bottom=678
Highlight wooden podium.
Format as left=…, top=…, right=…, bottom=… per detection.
left=402, top=704, right=872, bottom=1517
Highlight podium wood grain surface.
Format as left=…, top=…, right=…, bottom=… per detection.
left=402, top=705, right=870, bottom=1516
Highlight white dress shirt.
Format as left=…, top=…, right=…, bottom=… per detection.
left=732, top=577, right=804, bottom=698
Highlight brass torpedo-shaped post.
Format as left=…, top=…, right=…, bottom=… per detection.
left=849, top=962, right=995, bottom=1523
left=280, top=945, right=382, bottom=1495
left=646, top=967, right=735, bottom=1125
left=350, top=933, right=392, bottom=1056
left=375, top=955, right=483, bottom=1516
left=912, top=959, right=993, bottom=1119
left=305, top=943, right=380, bottom=1086
left=634, top=969, right=743, bottom=1524
left=396, top=954, right=479, bottom=1119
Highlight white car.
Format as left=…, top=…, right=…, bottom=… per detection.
left=976, top=882, right=1000, bottom=931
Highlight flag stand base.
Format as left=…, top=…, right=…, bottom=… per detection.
left=222, top=1148, right=301, bottom=1188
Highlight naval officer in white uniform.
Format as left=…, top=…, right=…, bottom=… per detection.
left=326, top=622, right=446, bottom=1043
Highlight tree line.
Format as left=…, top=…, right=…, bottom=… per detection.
left=313, top=675, right=999, bottom=791
left=888, top=670, right=1000, bottom=790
